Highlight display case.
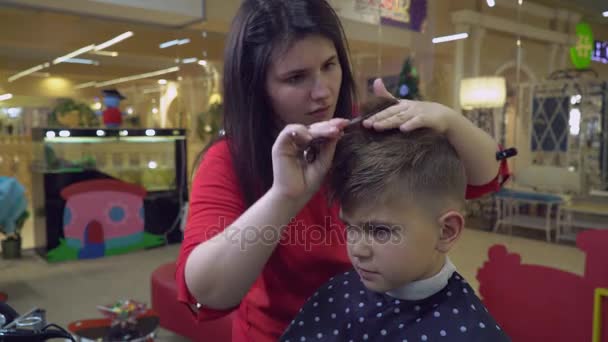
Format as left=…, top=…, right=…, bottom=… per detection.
left=31, top=128, right=187, bottom=262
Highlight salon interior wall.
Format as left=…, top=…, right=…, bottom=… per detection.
left=443, top=1, right=608, bottom=177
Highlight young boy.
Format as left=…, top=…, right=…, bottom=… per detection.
left=280, top=99, right=510, bottom=341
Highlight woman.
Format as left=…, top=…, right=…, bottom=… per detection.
left=176, top=0, right=507, bottom=341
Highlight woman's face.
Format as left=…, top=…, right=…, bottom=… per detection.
left=266, top=35, right=343, bottom=127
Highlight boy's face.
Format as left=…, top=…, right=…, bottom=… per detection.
left=340, top=194, right=446, bottom=293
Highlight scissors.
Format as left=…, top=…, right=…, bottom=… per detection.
left=299, top=116, right=365, bottom=163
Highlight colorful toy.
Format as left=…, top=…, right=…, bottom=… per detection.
left=102, top=89, right=126, bottom=128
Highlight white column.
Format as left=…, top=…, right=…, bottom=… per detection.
left=453, top=24, right=470, bottom=112
left=472, top=27, right=486, bottom=77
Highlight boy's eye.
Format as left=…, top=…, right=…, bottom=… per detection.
left=371, top=225, right=392, bottom=243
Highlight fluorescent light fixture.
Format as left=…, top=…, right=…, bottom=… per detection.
left=64, top=58, right=100, bottom=65
left=603, top=11, right=608, bottom=17
left=182, top=57, right=198, bottom=64
left=91, top=50, right=119, bottom=57
left=46, top=131, right=56, bottom=138
left=8, top=63, right=50, bottom=82
left=53, top=44, right=96, bottom=64
left=198, top=60, right=208, bottom=66
left=59, top=130, right=71, bottom=137
left=0, top=93, right=13, bottom=101
left=145, top=129, right=156, bottom=136
left=31, top=72, right=51, bottom=78
left=96, top=130, right=106, bottom=137
left=158, top=79, right=167, bottom=85
left=74, top=81, right=97, bottom=89
left=486, top=0, right=495, bottom=7
left=159, top=38, right=190, bottom=49
left=95, top=31, right=133, bottom=51
left=432, top=33, right=469, bottom=44
left=95, top=67, right=180, bottom=87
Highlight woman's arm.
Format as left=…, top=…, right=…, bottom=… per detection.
left=184, top=119, right=349, bottom=309
left=185, top=188, right=303, bottom=309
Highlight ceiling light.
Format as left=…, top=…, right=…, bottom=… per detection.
left=159, top=38, right=190, bottom=49
left=486, top=0, right=495, bottom=7
left=53, top=45, right=96, bottom=64
left=432, top=33, right=469, bottom=44
left=158, top=79, right=167, bottom=85
left=518, top=0, right=523, bottom=5
left=95, top=67, right=180, bottom=87
left=31, top=72, right=51, bottom=78
left=0, top=93, right=13, bottom=101
left=74, top=81, right=97, bottom=89
left=182, top=57, right=198, bottom=64
left=603, top=11, right=608, bottom=17
left=95, top=31, right=133, bottom=51
left=8, top=63, right=50, bottom=82
left=91, top=51, right=119, bottom=57
left=64, top=58, right=100, bottom=65
left=198, top=60, right=208, bottom=66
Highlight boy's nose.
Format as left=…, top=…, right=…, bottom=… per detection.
left=348, top=235, right=373, bottom=259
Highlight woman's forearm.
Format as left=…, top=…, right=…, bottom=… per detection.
left=446, top=113, right=500, bottom=186
left=184, top=187, right=304, bottom=309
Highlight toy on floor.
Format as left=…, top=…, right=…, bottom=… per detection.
left=477, top=229, right=608, bottom=342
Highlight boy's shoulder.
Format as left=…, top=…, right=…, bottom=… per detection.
left=281, top=270, right=511, bottom=341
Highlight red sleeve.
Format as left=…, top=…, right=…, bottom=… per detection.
left=175, top=140, right=245, bottom=321
left=465, top=157, right=511, bottom=200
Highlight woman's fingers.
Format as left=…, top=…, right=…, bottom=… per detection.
left=372, top=78, right=396, bottom=100
left=307, top=118, right=349, bottom=139
left=363, top=100, right=411, bottom=128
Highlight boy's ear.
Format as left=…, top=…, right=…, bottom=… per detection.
left=435, top=210, right=464, bottom=253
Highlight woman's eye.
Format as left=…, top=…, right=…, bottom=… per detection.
left=286, top=74, right=304, bottom=84
left=323, top=62, right=337, bottom=71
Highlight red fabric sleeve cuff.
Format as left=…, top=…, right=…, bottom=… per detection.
left=465, top=157, right=511, bottom=200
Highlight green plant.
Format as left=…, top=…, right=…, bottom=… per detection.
left=50, top=98, right=99, bottom=127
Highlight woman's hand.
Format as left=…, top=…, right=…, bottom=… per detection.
left=363, top=78, right=455, bottom=134
left=364, top=78, right=501, bottom=186
left=270, top=118, right=349, bottom=203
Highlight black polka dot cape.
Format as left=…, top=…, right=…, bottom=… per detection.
left=280, top=269, right=510, bottom=341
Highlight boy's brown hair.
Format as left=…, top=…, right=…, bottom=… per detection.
left=329, top=97, right=467, bottom=216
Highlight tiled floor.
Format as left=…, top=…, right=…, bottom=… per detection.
left=0, top=228, right=585, bottom=341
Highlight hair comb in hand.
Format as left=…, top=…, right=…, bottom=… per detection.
left=302, top=116, right=366, bottom=163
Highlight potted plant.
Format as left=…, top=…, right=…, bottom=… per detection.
left=0, top=176, right=29, bottom=259
left=1, top=210, right=28, bottom=259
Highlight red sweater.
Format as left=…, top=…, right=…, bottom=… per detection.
left=175, top=140, right=507, bottom=342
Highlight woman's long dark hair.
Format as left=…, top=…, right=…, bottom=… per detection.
left=221, top=0, right=357, bottom=208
